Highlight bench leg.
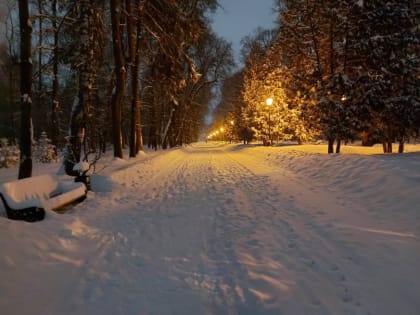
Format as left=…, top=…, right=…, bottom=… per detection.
left=1, top=194, right=45, bottom=222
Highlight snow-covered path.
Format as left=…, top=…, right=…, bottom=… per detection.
left=1, top=143, right=419, bottom=315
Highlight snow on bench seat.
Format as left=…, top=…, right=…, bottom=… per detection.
left=0, top=174, right=87, bottom=221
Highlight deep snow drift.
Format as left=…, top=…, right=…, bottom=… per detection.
left=0, top=143, right=419, bottom=315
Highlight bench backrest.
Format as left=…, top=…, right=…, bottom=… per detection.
left=0, top=174, right=59, bottom=206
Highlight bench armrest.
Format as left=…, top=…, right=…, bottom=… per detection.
left=41, top=184, right=87, bottom=211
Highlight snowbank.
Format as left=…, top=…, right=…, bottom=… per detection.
left=0, top=143, right=419, bottom=315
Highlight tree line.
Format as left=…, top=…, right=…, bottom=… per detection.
left=213, top=0, right=419, bottom=153
left=0, top=0, right=234, bottom=178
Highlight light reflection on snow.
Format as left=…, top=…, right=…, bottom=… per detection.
left=48, top=252, right=83, bottom=267
left=339, top=225, right=416, bottom=238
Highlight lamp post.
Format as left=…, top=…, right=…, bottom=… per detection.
left=266, top=97, right=273, bottom=145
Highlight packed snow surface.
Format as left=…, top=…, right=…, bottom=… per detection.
left=0, top=143, right=419, bottom=315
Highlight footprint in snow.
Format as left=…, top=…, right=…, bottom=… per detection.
left=340, top=288, right=353, bottom=303
left=225, top=197, right=234, bottom=205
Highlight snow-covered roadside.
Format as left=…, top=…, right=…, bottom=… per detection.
left=229, top=143, right=420, bottom=230
left=0, top=143, right=419, bottom=315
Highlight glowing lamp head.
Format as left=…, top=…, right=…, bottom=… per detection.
left=266, top=98, right=273, bottom=106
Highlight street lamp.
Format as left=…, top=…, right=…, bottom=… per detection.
left=266, top=97, right=273, bottom=145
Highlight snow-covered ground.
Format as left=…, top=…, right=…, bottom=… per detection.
left=0, top=142, right=419, bottom=315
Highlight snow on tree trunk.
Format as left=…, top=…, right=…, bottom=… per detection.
left=65, top=95, right=84, bottom=176
left=162, top=107, right=175, bottom=149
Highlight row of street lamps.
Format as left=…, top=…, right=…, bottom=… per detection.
left=207, top=98, right=274, bottom=144
left=207, top=120, right=234, bottom=142
left=207, top=127, right=224, bottom=141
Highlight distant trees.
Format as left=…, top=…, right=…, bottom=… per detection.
left=216, top=0, right=419, bottom=153
left=0, top=41, right=19, bottom=144
left=212, top=71, right=246, bottom=142
left=140, top=0, right=232, bottom=149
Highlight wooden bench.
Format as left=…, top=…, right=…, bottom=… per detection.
left=0, top=174, right=87, bottom=222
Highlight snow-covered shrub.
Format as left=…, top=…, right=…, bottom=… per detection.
left=34, top=131, right=58, bottom=163
left=0, top=138, right=19, bottom=168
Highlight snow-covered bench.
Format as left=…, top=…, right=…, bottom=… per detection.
left=0, top=174, right=87, bottom=222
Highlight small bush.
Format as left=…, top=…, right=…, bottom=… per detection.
left=34, top=131, right=58, bottom=163
left=0, top=138, right=19, bottom=168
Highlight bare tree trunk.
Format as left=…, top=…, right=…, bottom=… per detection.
left=86, top=2, right=99, bottom=154
left=127, top=0, right=143, bottom=157
left=398, top=139, right=404, bottom=153
left=65, top=0, right=91, bottom=175
left=65, top=86, right=84, bottom=176
left=37, top=0, right=43, bottom=111
left=129, top=74, right=139, bottom=157
left=336, top=139, right=341, bottom=153
left=110, top=0, right=125, bottom=158
left=50, top=0, right=59, bottom=153
left=18, top=0, right=33, bottom=179
left=8, top=61, right=16, bottom=144
left=162, top=107, right=175, bottom=149
left=382, top=141, right=393, bottom=153
left=134, top=20, right=143, bottom=153
left=327, top=138, right=334, bottom=154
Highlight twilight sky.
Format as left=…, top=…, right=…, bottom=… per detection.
left=0, top=0, right=6, bottom=42
left=211, top=0, right=277, bottom=65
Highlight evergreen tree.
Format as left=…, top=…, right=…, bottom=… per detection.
left=35, top=131, right=57, bottom=163
left=241, top=28, right=275, bottom=143
left=348, top=0, right=420, bottom=153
